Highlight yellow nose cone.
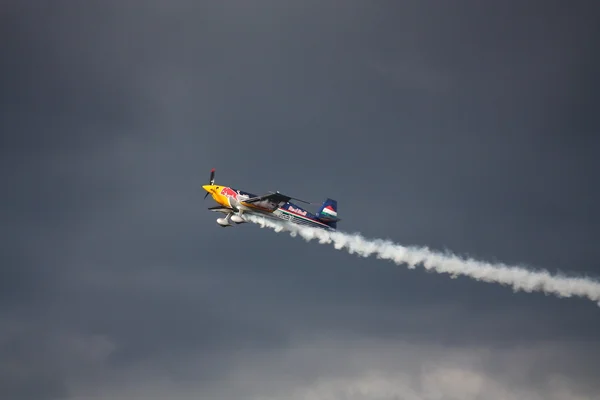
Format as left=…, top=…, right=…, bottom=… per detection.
left=202, top=185, right=212, bottom=192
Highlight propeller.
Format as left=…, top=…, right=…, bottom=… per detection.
left=204, top=168, right=215, bottom=200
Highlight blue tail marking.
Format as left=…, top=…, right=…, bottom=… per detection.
left=316, top=198, right=339, bottom=229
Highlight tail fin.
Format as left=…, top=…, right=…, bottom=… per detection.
left=317, top=198, right=340, bottom=229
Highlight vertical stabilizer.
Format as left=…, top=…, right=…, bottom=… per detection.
left=317, top=198, right=339, bottom=229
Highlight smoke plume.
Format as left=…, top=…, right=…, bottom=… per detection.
left=246, top=215, right=600, bottom=306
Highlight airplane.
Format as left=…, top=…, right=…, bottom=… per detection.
left=202, top=169, right=339, bottom=231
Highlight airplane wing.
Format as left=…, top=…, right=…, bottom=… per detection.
left=208, top=206, right=233, bottom=214
left=241, top=192, right=291, bottom=212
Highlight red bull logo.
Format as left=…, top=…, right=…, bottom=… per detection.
left=220, top=187, right=238, bottom=199
left=288, top=205, right=307, bottom=216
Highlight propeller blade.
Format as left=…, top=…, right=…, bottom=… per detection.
left=209, top=168, right=215, bottom=185
left=204, top=191, right=210, bottom=200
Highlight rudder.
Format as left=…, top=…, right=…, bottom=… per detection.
left=317, top=198, right=339, bottom=229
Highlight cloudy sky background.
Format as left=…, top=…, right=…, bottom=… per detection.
left=2, top=1, right=600, bottom=399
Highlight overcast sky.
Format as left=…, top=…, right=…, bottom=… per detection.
left=2, top=1, right=600, bottom=399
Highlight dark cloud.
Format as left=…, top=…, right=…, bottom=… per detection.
left=1, top=1, right=599, bottom=399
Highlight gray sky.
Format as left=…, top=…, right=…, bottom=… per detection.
left=2, top=1, right=600, bottom=399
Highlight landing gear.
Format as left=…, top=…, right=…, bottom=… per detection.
left=217, top=213, right=232, bottom=227
left=230, top=210, right=246, bottom=224
left=216, top=210, right=246, bottom=227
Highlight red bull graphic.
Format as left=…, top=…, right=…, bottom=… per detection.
left=220, top=187, right=238, bottom=199
left=288, top=205, right=308, bottom=216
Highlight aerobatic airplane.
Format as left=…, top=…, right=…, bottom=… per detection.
left=202, top=169, right=339, bottom=231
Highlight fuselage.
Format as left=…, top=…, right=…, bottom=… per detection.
left=202, top=184, right=335, bottom=230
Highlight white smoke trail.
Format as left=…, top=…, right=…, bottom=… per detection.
left=246, top=215, right=600, bottom=306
